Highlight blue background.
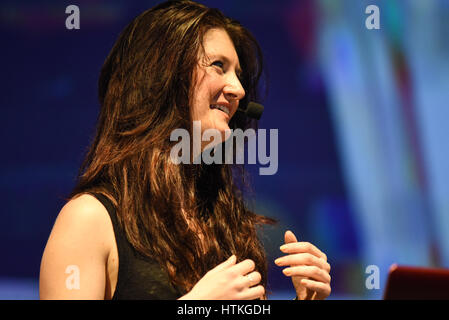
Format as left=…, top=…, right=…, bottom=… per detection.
left=1, top=0, right=448, bottom=299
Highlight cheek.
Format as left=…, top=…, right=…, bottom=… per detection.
left=200, top=68, right=222, bottom=95
left=193, top=76, right=221, bottom=115
left=191, top=84, right=209, bottom=119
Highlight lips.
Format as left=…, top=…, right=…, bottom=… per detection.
left=210, top=104, right=230, bottom=116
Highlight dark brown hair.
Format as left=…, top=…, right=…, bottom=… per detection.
left=70, top=0, right=274, bottom=295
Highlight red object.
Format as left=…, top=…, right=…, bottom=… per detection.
left=384, top=264, right=449, bottom=300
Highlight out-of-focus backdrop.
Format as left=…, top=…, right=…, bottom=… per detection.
left=1, top=0, right=448, bottom=300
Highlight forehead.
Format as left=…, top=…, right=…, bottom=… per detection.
left=201, top=28, right=241, bottom=69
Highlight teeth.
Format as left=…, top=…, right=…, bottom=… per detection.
left=210, top=104, right=230, bottom=115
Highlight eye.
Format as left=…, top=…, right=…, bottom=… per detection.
left=237, top=72, right=243, bottom=82
left=212, top=60, right=224, bottom=69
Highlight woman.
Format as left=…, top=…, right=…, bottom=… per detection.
left=39, top=0, right=331, bottom=300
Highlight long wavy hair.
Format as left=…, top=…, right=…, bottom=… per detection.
left=69, top=0, right=274, bottom=295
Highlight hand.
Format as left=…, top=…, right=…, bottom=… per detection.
left=179, top=255, right=265, bottom=300
left=275, top=230, right=331, bottom=300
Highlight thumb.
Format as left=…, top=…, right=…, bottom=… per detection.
left=284, top=230, right=298, bottom=244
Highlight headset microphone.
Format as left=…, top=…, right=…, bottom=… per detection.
left=238, top=101, right=264, bottom=120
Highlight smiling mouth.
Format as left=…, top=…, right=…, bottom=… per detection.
left=210, top=104, right=230, bottom=116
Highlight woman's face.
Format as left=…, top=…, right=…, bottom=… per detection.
left=190, top=28, right=245, bottom=145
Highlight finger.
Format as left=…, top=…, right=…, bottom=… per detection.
left=275, top=253, right=330, bottom=272
left=275, top=253, right=331, bottom=272
left=280, top=242, right=327, bottom=261
left=300, top=279, right=331, bottom=299
left=244, top=271, right=262, bottom=287
left=282, top=265, right=331, bottom=284
left=212, top=255, right=236, bottom=272
left=238, top=285, right=265, bottom=300
left=284, top=230, right=298, bottom=244
left=230, top=259, right=255, bottom=276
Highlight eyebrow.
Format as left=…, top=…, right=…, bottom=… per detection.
left=211, top=54, right=243, bottom=77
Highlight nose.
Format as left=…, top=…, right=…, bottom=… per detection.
left=223, top=73, right=245, bottom=102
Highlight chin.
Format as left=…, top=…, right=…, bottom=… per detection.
left=201, top=123, right=231, bottom=148
left=216, top=124, right=232, bottom=139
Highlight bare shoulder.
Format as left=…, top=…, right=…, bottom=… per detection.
left=48, top=193, right=113, bottom=258
left=59, top=193, right=109, bottom=222
left=39, top=193, right=115, bottom=299
left=49, top=194, right=112, bottom=246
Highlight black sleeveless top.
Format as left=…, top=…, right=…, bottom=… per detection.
left=91, top=193, right=182, bottom=300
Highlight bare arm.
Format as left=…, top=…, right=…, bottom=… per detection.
left=39, top=194, right=113, bottom=299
